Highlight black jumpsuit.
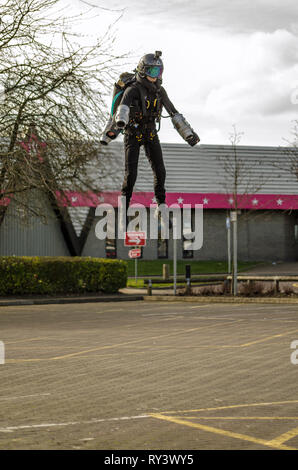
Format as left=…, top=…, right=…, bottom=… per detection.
left=120, top=76, right=178, bottom=212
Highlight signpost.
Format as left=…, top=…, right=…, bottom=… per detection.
left=125, top=232, right=146, bottom=284
left=124, top=231, right=146, bottom=247
left=128, top=248, right=142, bottom=259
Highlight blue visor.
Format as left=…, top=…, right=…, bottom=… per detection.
left=145, top=65, right=162, bottom=78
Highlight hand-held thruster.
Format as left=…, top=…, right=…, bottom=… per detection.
left=171, top=113, right=200, bottom=147
left=115, top=104, right=130, bottom=129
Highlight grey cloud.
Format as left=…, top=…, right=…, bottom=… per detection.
left=90, top=0, right=298, bottom=34
left=260, top=94, right=298, bottom=117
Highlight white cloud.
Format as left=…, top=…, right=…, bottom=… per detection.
left=61, top=1, right=298, bottom=146
left=75, top=0, right=298, bottom=34
left=203, top=30, right=298, bottom=119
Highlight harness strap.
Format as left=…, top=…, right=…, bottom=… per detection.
left=110, top=91, right=124, bottom=116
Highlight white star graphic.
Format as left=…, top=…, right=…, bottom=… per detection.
left=228, top=198, right=234, bottom=205
left=203, top=198, right=209, bottom=205
left=71, top=196, right=77, bottom=202
left=252, top=198, right=259, bottom=205
left=276, top=198, right=283, bottom=206
left=152, top=197, right=157, bottom=203
left=177, top=197, right=184, bottom=204
left=98, top=196, right=105, bottom=202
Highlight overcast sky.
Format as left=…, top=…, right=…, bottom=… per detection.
left=65, top=0, right=298, bottom=146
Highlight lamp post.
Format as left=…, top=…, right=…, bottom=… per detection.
left=226, top=215, right=231, bottom=274
left=230, top=210, right=238, bottom=296
left=173, top=218, right=177, bottom=296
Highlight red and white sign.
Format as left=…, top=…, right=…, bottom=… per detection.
left=125, top=231, right=146, bottom=247
left=128, top=248, right=142, bottom=259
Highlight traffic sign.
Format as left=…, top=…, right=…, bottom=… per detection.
left=230, top=210, right=237, bottom=222
left=125, top=231, right=146, bottom=247
left=128, top=248, right=142, bottom=259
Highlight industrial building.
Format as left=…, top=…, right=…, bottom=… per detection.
left=1, top=142, right=297, bottom=262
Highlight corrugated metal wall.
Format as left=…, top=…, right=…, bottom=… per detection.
left=98, top=142, right=298, bottom=194
left=0, top=193, right=70, bottom=256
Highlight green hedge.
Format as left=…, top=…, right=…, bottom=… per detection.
left=0, top=256, right=127, bottom=295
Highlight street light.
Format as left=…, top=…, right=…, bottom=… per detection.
left=226, top=215, right=231, bottom=275
left=230, top=210, right=238, bottom=296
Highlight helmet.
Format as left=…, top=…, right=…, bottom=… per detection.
left=136, top=51, right=163, bottom=79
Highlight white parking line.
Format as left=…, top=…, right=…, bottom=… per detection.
left=0, top=393, right=51, bottom=401
left=0, top=414, right=150, bottom=433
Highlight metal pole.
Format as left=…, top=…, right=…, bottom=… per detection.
left=231, top=211, right=238, bottom=296
left=173, top=218, right=177, bottom=296
left=226, top=216, right=231, bottom=274
left=135, top=257, right=137, bottom=284
left=173, top=238, right=177, bottom=296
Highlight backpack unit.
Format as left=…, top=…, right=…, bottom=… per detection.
left=110, top=72, right=136, bottom=118
left=99, top=72, right=136, bottom=145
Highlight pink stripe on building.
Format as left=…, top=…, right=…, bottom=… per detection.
left=56, top=191, right=298, bottom=210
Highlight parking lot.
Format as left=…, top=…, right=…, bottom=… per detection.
left=0, top=300, right=298, bottom=450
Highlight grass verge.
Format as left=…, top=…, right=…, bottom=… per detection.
left=126, top=260, right=262, bottom=278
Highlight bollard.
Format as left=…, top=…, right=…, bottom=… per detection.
left=163, top=264, right=170, bottom=280
left=185, top=265, right=191, bottom=295
left=222, top=279, right=229, bottom=294
left=274, top=279, right=280, bottom=295
left=185, top=278, right=191, bottom=296
left=185, top=264, right=191, bottom=280
left=147, top=279, right=152, bottom=296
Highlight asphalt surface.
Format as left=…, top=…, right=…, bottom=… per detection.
left=0, top=300, right=298, bottom=450
left=240, top=262, right=298, bottom=275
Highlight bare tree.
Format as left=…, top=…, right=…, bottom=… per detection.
left=0, top=0, right=125, bottom=225
left=284, top=120, right=298, bottom=181
left=217, top=125, right=269, bottom=294
left=218, top=125, right=267, bottom=210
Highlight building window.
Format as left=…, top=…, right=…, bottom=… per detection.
left=105, top=238, right=117, bottom=258
left=183, top=212, right=194, bottom=259
left=158, top=238, right=168, bottom=259
left=157, top=217, right=168, bottom=258
left=183, top=239, right=194, bottom=259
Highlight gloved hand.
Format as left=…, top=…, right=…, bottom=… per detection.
left=186, top=132, right=200, bottom=147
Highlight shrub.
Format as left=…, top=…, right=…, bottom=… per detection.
left=238, top=281, right=265, bottom=296
left=281, top=283, right=295, bottom=296
left=0, top=256, right=127, bottom=295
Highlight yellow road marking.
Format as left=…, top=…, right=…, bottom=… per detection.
left=161, top=400, right=298, bottom=415
left=268, top=426, right=298, bottom=446
left=190, top=304, right=244, bottom=309
left=5, top=337, right=50, bottom=345
left=189, top=305, right=215, bottom=309
left=50, top=322, right=237, bottom=360
left=5, top=320, right=298, bottom=362
left=150, top=413, right=297, bottom=450
left=239, top=328, right=298, bottom=347
left=7, top=319, right=240, bottom=363
left=7, top=358, right=45, bottom=363
left=173, top=416, right=298, bottom=420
